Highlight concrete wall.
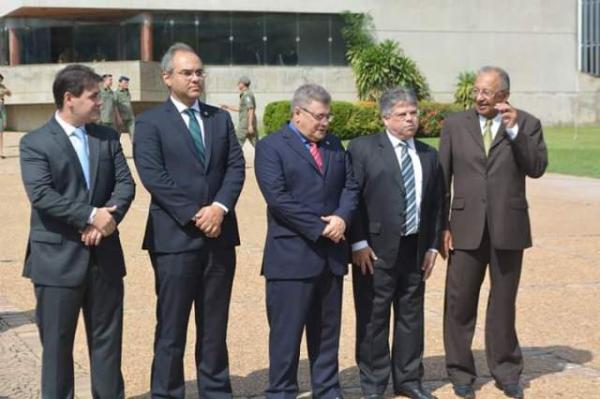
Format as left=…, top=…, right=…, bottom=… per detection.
left=1, top=0, right=599, bottom=127
left=0, top=61, right=356, bottom=131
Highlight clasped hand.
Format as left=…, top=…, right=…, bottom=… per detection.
left=81, top=205, right=117, bottom=246
left=194, top=204, right=225, bottom=238
left=321, top=215, right=346, bottom=244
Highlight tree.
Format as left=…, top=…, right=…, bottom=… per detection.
left=454, top=71, right=476, bottom=109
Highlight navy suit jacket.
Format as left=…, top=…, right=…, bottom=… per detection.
left=133, top=99, right=245, bottom=253
left=254, top=125, right=359, bottom=279
left=20, top=118, right=135, bottom=287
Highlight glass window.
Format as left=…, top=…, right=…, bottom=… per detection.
left=232, top=13, right=265, bottom=65
left=74, top=23, right=120, bottom=62
left=298, top=14, right=330, bottom=65
left=580, top=0, right=600, bottom=75
left=330, top=15, right=347, bottom=66
left=0, top=22, right=8, bottom=65
left=265, top=13, right=298, bottom=66
left=196, top=12, right=232, bottom=65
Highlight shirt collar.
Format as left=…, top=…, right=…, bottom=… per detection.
left=478, top=112, right=502, bottom=125
left=170, top=95, right=201, bottom=115
left=55, top=111, right=84, bottom=136
left=386, top=131, right=415, bottom=149
left=288, top=122, right=313, bottom=145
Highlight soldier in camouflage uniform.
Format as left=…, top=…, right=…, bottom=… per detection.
left=221, top=76, right=257, bottom=147
left=99, top=73, right=121, bottom=130
left=115, top=76, right=135, bottom=141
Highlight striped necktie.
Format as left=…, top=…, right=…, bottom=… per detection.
left=483, top=118, right=493, bottom=156
left=399, top=140, right=418, bottom=235
left=183, top=108, right=206, bottom=165
left=309, top=142, right=324, bottom=173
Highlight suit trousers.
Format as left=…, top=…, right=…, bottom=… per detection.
left=443, top=226, right=524, bottom=386
left=150, top=247, right=236, bottom=399
left=266, top=270, right=343, bottom=399
left=352, top=234, right=424, bottom=394
left=34, top=259, right=124, bottom=399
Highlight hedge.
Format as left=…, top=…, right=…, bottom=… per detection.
left=262, top=100, right=462, bottom=139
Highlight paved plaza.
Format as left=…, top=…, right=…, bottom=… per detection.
left=0, top=132, right=599, bottom=398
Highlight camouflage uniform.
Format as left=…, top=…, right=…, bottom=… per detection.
left=237, top=89, right=257, bottom=147
left=115, top=88, right=135, bottom=140
left=99, top=86, right=117, bottom=129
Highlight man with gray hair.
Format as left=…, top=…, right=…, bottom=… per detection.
left=439, top=66, right=547, bottom=399
left=348, top=87, right=443, bottom=399
left=255, top=83, right=359, bottom=399
left=134, top=42, right=245, bottom=398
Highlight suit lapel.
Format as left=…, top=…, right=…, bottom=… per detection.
left=320, top=136, right=333, bottom=178
left=48, top=118, right=88, bottom=192
left=165, top=99, right=205, bottom=169
left=86, top=124, right=100, bottom=199
left=465, top=109, right=485, bottom=153
left=377, top=132, right=405, bottom=194
left=283, top=127, right=322, bottom=175
left=198, top=102, right=213, bottom=170
left=415, top=140, right=431, bottom=201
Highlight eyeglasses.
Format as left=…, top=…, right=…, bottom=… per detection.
left=300, top=107, right=334, bottom=123
left=176, top=69, right=207, bottom=80
left=471, top=88, right=502, bottom=98
left=388, top=110, right=420, bottom=120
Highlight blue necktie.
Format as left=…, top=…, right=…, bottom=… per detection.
left=399, top=141, right=418, bottom=235
left=183, top=108, right=206, bottom=165
left=72, top=127, right=90, bottom=189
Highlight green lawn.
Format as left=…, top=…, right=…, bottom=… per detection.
left=418, top=125, right=600, bottom=178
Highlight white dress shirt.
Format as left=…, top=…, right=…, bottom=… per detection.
left=479, top=113, right=519, bottom=140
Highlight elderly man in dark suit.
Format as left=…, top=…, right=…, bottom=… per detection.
left=19, top=64, right=135, bottom=398
left=348, top=87, right=442, bottom=399
left=254, top=83, right=359, bottom=399
left=133, top=43, right=244, bottom=398
left=439, top=66, right=548, bottom=399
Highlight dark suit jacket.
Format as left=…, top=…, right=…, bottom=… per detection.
left=133, top=99, right=244, bottom=253
left=348, top=132, right=443, bottom=268
left=19, top=117, right=135, bottom=287
left=254, top=125, right=359, bottom=279
left=439, top=108, right=548, bottom=250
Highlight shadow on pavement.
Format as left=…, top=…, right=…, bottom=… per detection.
left=127, top=345, right=593, bottom=397
left=0, top=309, right=35, bottom=331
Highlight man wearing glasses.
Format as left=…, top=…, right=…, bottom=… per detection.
left=439, top=66, right=547, bottom=399
left=133, top=43, right=245, bottom=399
left=254, top=83, right=359, bottom=399
left=348, top=87, right=443, bottom=399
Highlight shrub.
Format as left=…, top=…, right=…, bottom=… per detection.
left=262, top=100, right=291, bottom=134
left=262, top=99, right=461, bottom=139
left=417, top=101, right=463, bottom=137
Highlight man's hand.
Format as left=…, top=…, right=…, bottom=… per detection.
left=440, top=229, right=454, bottom=260
left=247, top=126, right=256, bottom=137
left=352, top=246, right=377, bottom=275
left=81, top=225, right=103, bottom=246
left=495, top=102, right=518, bottom=128
left=321, top=215, right=346, bottom=243
left=194, top=204, right=225, bottom=238
left=421, top=250, right=438, bottom=281
left=92, top=205, right=117, bottom=236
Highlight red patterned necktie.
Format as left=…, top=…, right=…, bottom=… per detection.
left=309, top=142, right=324, bottom=173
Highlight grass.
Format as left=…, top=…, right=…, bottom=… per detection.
left=417, top=125, right=600, bottom=178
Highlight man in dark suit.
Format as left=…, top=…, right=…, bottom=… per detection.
left=439, top=66, right=548, bottom=399
left=254, top=83, right=359, bottom=399
left=348, top=87, right=442, bottom=399
left=133, top=43, right=245, bottom=398
left=19, top=64, right=135, bottom=398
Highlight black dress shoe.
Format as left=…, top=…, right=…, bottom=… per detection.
left=495, top=382, right=524, bottom=399
left=395, top=384, right=437, bottom=399
left=452, top=384, right=475, bottom=399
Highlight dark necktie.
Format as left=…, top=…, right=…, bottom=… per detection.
left=399, top=140, right=418, bottom=235
left=183, top=108, right=206, bottom=165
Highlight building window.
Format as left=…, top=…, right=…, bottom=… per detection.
left=580, top=0, right=600, bottom=75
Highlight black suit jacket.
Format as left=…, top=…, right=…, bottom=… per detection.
left=348, top=132, right=443, bottom=268
left=19, top=117, right=135, bottom=287
left=133, top=99, right=245, bottom=253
